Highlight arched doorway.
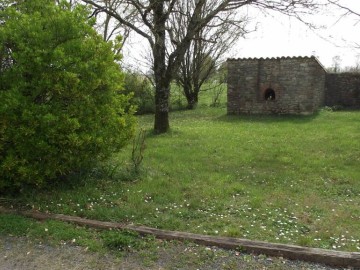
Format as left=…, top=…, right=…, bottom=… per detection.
left=264, top=88, right=276, bottom=100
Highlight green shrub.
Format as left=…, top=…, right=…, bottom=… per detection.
left=123, top=71, right=155, bottom=114
left=0, top=0, right=135, bottom=191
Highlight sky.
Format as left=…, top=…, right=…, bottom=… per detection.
left=229, top=0, right=360, bottom=69
left=123, top=0, right=360, bottom=71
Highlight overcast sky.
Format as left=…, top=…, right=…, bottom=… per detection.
left=124, top=0, right=360, bottom=71
left=230, top=0, right=360, bottom=69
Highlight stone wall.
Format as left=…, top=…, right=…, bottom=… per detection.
left=325, top=73, right=360, bottom=108
left=227, top=57, right=326, bottom=115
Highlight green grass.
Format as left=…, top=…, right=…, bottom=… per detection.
left=1, top=104, right=360, bottom=252
left=169, top=82, right=227, bottom=110
left=0, top=213, right=161, bottom=256
left=0, top=214, right=103, bottom=251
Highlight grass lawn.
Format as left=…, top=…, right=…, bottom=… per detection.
left=1, top=102, right=360, bottom=252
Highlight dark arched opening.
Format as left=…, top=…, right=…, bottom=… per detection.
left=264, top=88, right=276, bottom=101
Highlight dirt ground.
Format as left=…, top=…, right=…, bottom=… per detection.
left=0, top=235, right=351, bottom=270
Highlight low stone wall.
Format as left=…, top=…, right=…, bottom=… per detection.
left=325, top=73, right=360, bottom=109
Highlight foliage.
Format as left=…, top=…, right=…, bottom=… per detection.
left=122, top=71, right=155, bottom=114
left=0, top=0, right=135, bottom=191
left=216, top=61, right=228, bottom=84
left=210, top=84, right=226, bottom=107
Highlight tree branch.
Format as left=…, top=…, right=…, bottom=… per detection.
left=328, top=0, right=360, bottom=17
left=81, top=0, right=154, bottom=48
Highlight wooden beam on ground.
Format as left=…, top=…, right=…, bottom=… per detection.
left=1, top=207, right=359, bottom=268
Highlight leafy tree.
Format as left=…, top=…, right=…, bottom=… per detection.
left=0, top=0, right=135, bottom=190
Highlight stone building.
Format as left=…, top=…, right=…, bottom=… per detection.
left=227, top=56, right=360, bottom=115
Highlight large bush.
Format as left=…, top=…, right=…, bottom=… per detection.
left=0, top=0, right=135, bottom=190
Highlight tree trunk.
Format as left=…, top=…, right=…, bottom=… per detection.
left=152, top=1, right=170, bottom=134
left=153, top=42, right=170, bottom=133
left=185, top=91, right=198, bottom=110
left=183, top=80, right=199, bottom=110
left=154, top=81, right=170, bottom=133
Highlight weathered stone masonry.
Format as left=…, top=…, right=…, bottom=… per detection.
left=227, top=56, right=360, bottom=115
left=325, top=73, right=360, bottom=109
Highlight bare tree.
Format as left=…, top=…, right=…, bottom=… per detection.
left=327, top=0, right=360, bottom=18
left=327, top=0, right=360, bottom=48
left=171, top=1, right=247, bottom=109
left=81, top=0, right=321, bottom=134
left=330, top=55, right=342, bottom=72
left=58, top=0, right=130, bottom=54
left=355, top=53, right=360, bottom=71
left=92, top=0, right=133, bottom=55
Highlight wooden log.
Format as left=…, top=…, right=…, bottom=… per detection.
left=1, top=207, right=359, bottom=268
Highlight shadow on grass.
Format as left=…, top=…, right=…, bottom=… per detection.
left=142, top=125, right=186, bottom=139
left=216, top=112, right=320, bottom=124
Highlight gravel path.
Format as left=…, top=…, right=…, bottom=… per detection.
left=0, top=235, right=351, bottom=270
